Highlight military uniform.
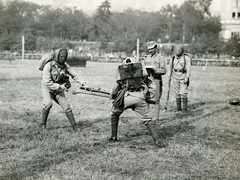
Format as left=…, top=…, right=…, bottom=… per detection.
left=169, top=52, right=191, bottom=112
left=109, top=58, right=164, bottom=146
left=40, top=48, right=86, bottom=130
left=144, top=41, right=166, bottom=121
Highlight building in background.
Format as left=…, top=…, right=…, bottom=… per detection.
left=210, top=0, right=240, bottom=41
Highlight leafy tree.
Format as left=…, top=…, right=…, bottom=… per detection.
left=95, top=0, right=112, bottom=23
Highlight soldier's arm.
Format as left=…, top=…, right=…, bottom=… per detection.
left=42, top=62, right=61, bottom=91
left=110, top=82, right=121, bottom=99
left=65, top=63, right=86, bottom=85
left=154, top=56, right=166, bottom=75
left=185, top=55, right=191, bottom=78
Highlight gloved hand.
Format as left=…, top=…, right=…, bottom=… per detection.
left=59, top=84, right=66, bottom=92
left=184, top=77, right=189, bottom=85
left=65, top=81, right=71, bottom=89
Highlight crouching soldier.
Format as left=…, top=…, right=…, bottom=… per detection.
left=109, top=57, right=166, bottom=147
left=39, top=48, right=89, bottom=130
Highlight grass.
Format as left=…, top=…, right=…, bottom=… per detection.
left=0, top=60, right=240, bottom=179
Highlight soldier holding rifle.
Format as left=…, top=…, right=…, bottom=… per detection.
left=39, top=48, right=89, bottom=130
left=109, top=57, right=166, bottom=147
left=144, top=41, right=166, bottom=121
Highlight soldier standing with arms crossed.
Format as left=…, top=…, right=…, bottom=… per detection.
left=169, top=45, right=191, bottom=112
left=144, top=41, right=166, bottom=121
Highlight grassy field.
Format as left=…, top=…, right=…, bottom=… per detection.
left=0, top=60, right=240, bottom=180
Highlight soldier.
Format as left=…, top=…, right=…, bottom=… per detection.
left=40, top=48, right=89, bottom=130
left=169, top=45, right=191, bottom=112
left=144, top=41, right=166, bottom=121
left=109, top=57, right=165, bottom=147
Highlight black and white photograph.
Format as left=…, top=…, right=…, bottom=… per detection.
left=0, top=0, right=240, bottom=179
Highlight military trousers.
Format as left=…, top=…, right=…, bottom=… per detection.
left=111, top=91, right=152, bottom=124
left=42, top=84, right=71, bottom=113
left=173, top=78, right=188, bottom=99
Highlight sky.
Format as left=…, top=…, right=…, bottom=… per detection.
left=21, top=0, right=185, bottom=14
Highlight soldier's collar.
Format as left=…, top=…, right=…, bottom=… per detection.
left=53, top=61, right=65, bottom=68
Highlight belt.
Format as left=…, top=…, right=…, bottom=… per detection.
left=127, top=88, right=141, bottom=92
left=173, top=69, right=185, bottom=73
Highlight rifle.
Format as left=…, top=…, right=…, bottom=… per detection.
left=164, top=58, right=173, bottom=112
left=72, top=86, right=110, bottom=98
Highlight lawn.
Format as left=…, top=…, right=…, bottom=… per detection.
left=0, top=60, right=240, bottom=180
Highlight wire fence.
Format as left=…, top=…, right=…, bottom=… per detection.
left=1, top=53, right=240, bottom=67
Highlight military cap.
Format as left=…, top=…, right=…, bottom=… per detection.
left=147, top=41, right=157, bottom=49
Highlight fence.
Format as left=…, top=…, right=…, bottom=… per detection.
left=1, top=53, right=240, bottom=67
left=165, top=58, right=240, bottom=67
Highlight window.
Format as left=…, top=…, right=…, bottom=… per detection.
left=238, top=12, right=240, bottom=18
left=232, top=12, right=236, bottom=18
left=232, top=0, right=240, bottom=7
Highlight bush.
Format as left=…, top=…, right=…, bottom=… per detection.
left=66, top=56, right=90, bottom=67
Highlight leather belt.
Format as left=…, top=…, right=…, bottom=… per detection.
left=127, top=88, right=141, bottom=92
left=173, top=69, right=185, bottom=73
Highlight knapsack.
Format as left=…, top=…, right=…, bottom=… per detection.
left=38, top=53, right=54, bottom=71
left=171, top=53, right=192, bottom=71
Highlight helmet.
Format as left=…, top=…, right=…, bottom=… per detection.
left=122, top=57, right=136, bottom=64
left=229, top=98, right=240, bottom=105
left=174, top=45, right=184, bottom=57
left=53, top=48, right=68, bottom=64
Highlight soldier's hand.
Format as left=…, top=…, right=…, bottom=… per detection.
left=184, top=77, right=189, bottom=84
left=59, top=84, right=66, bottom=92
left=65, top=81, right=71, bottom=89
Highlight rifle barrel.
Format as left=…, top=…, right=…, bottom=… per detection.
left=72, top=90, right=110, bottom=98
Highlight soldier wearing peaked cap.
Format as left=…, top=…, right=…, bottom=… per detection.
left=109, top=57, right=166, bottom=147
left=143, top=41, right=167, bottom=121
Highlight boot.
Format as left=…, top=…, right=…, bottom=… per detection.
left=39, top=109, right=50, bottom=128
left=154, top=103, right=160, bottom=121
left=109, top=113, right=119, bottom=142
left=65, top=111, right=77, bottom=131
left=182, top=98, right=188, bottom=112
left=146, top=121, right=166, bottom=147
left=175, top=98, right=182, bottom=111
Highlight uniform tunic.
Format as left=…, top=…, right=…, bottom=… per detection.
left=144, top=53, right=166, bottom=99
left=42, top=61, right=84, bottom=112
left=170, top=53, right=191, bottom=98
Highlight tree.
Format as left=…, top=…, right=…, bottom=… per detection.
left=95, top=0, right=112, bottom=23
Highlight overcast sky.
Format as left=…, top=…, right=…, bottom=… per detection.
left=21, top=0, right=185, bottom=14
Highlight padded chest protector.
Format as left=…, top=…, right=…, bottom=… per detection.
left=118, top=62, right=143, bottom=89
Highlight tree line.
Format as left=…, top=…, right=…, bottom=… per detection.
left=0, top=0, right=240, bottom=58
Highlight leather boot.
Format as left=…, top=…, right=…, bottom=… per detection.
left=65, top=111, right=77, bottom=131
left=182, top=98, right=188, bottom=112
left=146, top=121, right=166, bottom=148
left=175, top=98, right=182, bottom=111
left=39, top=109, right=50, bottom=128
left=154, top=103, right=160, bottom=121
left=109, top=113, right=119, bottom=142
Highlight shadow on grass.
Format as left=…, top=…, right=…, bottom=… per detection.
left=158, top=104, right=237, bottom=149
